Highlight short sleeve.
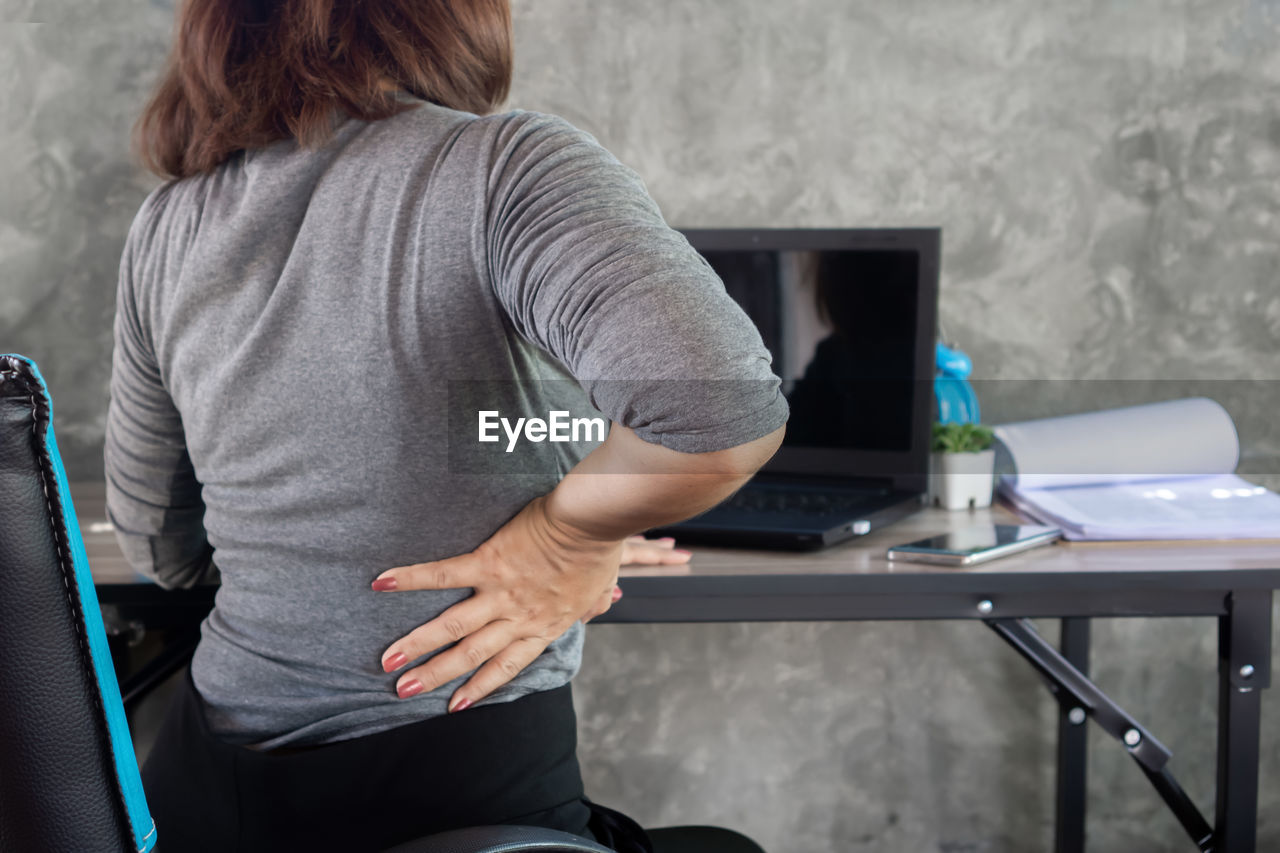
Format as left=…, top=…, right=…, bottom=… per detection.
left=481, top=111, right=788, bottom=452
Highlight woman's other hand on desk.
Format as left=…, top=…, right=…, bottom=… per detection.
left=620, top=534, right=691, bottom=567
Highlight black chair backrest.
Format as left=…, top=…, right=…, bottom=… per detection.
left=0, top=354, right=156, bottom=853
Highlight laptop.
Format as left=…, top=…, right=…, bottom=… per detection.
left=651, top=228, right=940, bottom=550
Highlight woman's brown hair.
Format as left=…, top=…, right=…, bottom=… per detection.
left=135, top=0, right=512, bottom=179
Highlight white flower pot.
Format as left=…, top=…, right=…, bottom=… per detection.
left=929, top=449, right=996, bottom=511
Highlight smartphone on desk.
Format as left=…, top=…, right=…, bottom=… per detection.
left=887, top=524, right=1063, bottom=566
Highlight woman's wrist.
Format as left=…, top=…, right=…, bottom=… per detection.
left=530, top=491, right=626, bottom=551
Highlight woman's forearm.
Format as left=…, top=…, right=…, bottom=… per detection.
left=542, top=422, right=785, bottom=542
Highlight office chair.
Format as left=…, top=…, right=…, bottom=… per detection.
left=0, top=354, right=764, bottom=853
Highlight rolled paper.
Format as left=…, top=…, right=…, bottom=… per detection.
left=993, top=397, right=1239, bottom=490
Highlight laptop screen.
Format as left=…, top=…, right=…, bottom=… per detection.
left=680, top=229, right=939, bottom=488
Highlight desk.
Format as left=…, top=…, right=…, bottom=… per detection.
left=80, top=482, right=1280, bottom=853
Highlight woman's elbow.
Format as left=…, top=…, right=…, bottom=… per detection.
left=696, top=423, right=786, bottom=480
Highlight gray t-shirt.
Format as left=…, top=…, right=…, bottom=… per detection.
left=105, top=98, right=788, bottom=748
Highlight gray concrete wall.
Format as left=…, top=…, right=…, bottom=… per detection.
left=3, top=0, right=1278, bottom=850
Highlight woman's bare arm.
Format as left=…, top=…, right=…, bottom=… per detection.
left=545, top=421, right=786, bottom=541
left=372, top=421, right=785, bottom=711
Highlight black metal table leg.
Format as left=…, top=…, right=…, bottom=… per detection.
left=1056, top=618, right=1090, bottom=853
left=989, top=618, right=1213, bottom=850
left=1214, top=590, right=1273, bottom=852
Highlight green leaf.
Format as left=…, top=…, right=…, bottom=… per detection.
left=931, top=422, right=994, bottom=453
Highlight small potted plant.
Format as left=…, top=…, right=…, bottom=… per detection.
left=929, top=422, right=996, bottom=511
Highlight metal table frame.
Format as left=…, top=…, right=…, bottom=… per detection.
left=597, top=570, right=1277, bottom=853
left=98, top=567, right=1278, bottom=853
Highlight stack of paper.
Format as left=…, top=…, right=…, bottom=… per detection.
left=993, top=398, right=1280, bottom=541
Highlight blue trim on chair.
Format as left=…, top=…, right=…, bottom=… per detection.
left=8, top=355, right=157, bottom=853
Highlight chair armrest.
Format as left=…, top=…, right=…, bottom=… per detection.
left=380, top=825, right=614, bottom=853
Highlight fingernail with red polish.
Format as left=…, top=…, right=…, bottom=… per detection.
left=611, top=587, right=623, bottom=602
left=383, top=652, right=407, bottom=672
left=449, top=697, right=472, bottom=713
left=372, top=577, right=398, bottom=591
left=397, top=679, right=424, bottom=699
left=659, top=537, right=676, bottom=543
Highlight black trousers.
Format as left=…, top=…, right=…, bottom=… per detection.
left=141, top=668, right=652, bottom=852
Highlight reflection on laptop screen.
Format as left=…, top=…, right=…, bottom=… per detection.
left=695, top=248, right=920, bottom=453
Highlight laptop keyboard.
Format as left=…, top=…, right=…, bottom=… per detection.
left=724, top=485, right=890, bottom=517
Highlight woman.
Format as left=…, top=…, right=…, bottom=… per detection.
left=107, top=1, right=787, bottom=850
